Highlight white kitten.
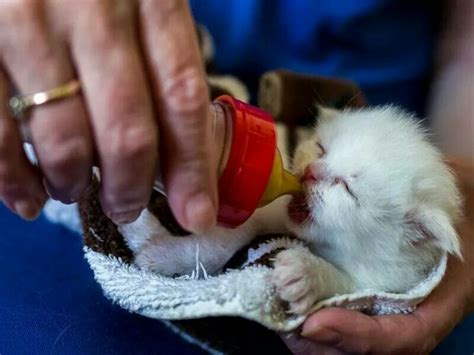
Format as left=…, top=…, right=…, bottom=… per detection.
left=121, top=105, right=462, bottom=315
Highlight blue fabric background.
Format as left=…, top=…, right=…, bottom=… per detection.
left=191, top=0, right=440, bottom=115
left=0, top=204, right=206, bottom=354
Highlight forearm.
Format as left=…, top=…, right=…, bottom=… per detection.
left=428, top=0, right=474, bottom=161
left=450, top=159, right=474, bottom=313
left=429, top=4, right=474, bottom=312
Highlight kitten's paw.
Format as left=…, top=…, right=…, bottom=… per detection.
left=272, top=246, right=319, bottom=315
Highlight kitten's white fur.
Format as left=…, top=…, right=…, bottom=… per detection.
left=121, top=106, right=462, bottom=314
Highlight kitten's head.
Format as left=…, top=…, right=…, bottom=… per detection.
left=288, top=106, right=462, bottom=256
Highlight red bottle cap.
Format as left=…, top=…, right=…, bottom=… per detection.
left=215, top=95, right=277, bottom=228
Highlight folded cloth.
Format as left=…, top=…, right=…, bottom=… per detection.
left=77, top=185, right=447, bottom=332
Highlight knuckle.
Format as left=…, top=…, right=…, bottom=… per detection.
left=88, top=23, right=116, bottom=51
left=175, top=145, right=208, bottom=172
left=0, top=1, right=39, bottom=44
left=78, top=7, right=115, bottom=51
left=0, top=2, right=55, bottom=59
left=106, top=84, right=150, bottom=121
left=106, top=125, right=157, bottom=163
left=40, top=136, right=90, bottom=174
left=142, top=0, right=186, bottom=24
left=1, top=0, right=36, bottom=22
left=162, top=67, right=208, bottom=115
left=81, top=1, right=133, bottom=50
left=155, top=0, right=185, bottom=14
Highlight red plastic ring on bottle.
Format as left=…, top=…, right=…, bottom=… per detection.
left=215, top=95, right=277, bottom=228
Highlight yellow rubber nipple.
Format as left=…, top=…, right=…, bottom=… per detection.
left=259, top=149, right=303, bottom=207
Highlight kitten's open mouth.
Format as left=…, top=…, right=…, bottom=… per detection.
left=287, top=193, right=312, bottom=224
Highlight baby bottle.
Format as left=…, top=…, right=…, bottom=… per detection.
left=155, top=95, right=302, bottom=228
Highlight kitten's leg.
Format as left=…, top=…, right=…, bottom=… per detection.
left=273, top=245, right=354, bottom=314
left=125, top=196, right=292, bottom=276
left=134, top=222, right=259, bottom=276
left=118, top=209, right=172, bottom=253
left=130, top=201, right=283, bottom=276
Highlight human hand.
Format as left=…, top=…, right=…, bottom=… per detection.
left=0, top=0, right=216, bottom=232
left=282, top=159, right=474, bottom=354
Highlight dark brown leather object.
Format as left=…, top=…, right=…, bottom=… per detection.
left=258, top=69, right=367, bottom=152
left=258, top=69, right=367, bottom=119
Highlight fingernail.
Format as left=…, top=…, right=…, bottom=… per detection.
left=13, top=199, right=41, bottom=221
left=44, top=180, right=63, bottom=200
left=44, top=180, right=84, bottom=204
left=185, top=193, right=216, bottom=233
left=301, top=326, right=341, bottom=343
left=109, top=208, right=142, bottom=225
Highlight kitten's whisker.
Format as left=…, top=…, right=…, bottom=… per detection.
left=311, top=86, right=327, bottom=107
left=306, top=106, right=319, bottom=119
left=343, top=92, right=360, bottom=109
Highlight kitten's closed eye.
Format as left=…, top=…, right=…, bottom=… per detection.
left=316, top=142, right=326, bottom=156
left=332, top=177, right=357, bottom=200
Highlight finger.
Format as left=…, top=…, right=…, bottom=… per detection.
left=140, top=0, right=217, bottom=232
left=1, top=2, right=93, bottom=204
left=0, top=69, right=46, bottom=219
left=68, top=1, right=158, bottom=224
left=280, top=332, right=345, bottom=355
left=301, top=308, right=432, bottom=354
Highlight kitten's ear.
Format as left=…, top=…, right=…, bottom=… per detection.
left=405, top=207, right=462, bottom=258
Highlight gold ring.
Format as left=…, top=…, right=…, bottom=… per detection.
left=9, top=80, right=81, bottom=121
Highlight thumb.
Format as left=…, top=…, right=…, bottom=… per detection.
left=280, top=332, right=345, bottom=355
left=300, top=308, right=434, bottom=354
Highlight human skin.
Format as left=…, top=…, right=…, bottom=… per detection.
left=283, top=1, right=474, bottom=353
left=0, top=0, right=217, bottom=232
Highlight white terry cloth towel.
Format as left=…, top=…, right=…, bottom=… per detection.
left=44, top=198, right=447, bottom=332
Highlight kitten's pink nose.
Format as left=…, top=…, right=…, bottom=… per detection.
left=301, top=164, right=322, bottom=183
